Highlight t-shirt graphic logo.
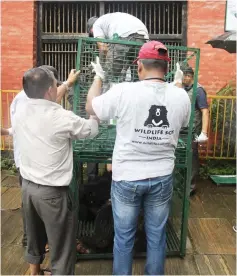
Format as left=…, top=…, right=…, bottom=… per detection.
left=144, top=105, right=170, bottom=128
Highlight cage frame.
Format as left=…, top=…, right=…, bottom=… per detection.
left=70, top=36, right=200, bottom=260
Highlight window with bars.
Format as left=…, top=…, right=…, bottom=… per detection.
left=42, top=2, right=100, bottom=34
left=38, top=1, right=186, bottom=81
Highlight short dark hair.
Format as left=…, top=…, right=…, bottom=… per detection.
left=140, top=59, right=168, bottom=73
left=39, top=65, right=58, bottom=80
left=39, top=65, right=62, bottom=85
left=183, top=66, right=194, bottom=76
left=87, top=16, right=98, bottom=33
left=23, top=67, right=55, bottom=99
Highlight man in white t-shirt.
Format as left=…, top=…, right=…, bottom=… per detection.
left=87, top=13, right=149, bottom=89
left=85, top=41, right=191, bottom=275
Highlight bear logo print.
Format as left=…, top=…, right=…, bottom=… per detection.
left=144, top=105, right=170, bottom=128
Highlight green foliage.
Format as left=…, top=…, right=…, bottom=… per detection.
left=216, top=81, right=236, bottom=96
left=199, top=160, right=236, bottom=179
left=1, top=156, right=17, bottom=174
left=210, top=81, right=236, bottom=156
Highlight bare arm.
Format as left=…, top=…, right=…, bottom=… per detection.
left=86, top=78, right=103, bottom=115
left=94, top=21, right=108, bottom=56
left=56, top=69, right=80, bottom=104
left=201, top=108, right=209, bottom=134
left=56, top=84, right=68, bottom=104
left=175, top=83, right=183, bottom=88
left=1, top=127, right=12, bottom=136
left=97, top=42, right=108, bottom=53
left=97, top=42, right=108, bottom=63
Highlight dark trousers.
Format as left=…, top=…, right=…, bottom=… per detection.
left=103, top=34, right=147, bottom=93
left=22, top=179, right=77, bottom=275
left=19, top=172, right=27, bottom=244
left=191, top=142, right=200, bottom=191
left=87, top=163, right=98, bottom=180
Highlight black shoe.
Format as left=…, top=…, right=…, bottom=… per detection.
left=190, top=189, right=197, bottom=197
left=22, top=239, right=27, bottom=247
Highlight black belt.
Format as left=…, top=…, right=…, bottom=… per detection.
left=119, top=33, right=147, bottom=41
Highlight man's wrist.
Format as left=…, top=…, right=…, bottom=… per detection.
left=201, top=130, right=208, bottom=135
left=175, top=82, right=182, bottom=88
left=8, top=128, right=13, bottom=135
left=63, top=81, right=70, bottom=90
left=94, top=75, right=103, bottom=81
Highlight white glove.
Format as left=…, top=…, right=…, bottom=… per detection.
left=195, top=132, right=208, bottom=143
left=174, top=62, right=183, bottom=84
left=91, top=56, right=105, bottom=80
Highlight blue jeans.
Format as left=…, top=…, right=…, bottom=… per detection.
left=111, top=174, right=173, bottom=275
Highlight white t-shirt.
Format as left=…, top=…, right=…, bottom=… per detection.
left=10, top=90, right=28, bottom=168
left=92, top=81, right=191, bottom=181
left=93, top=12, right=149, bottom=39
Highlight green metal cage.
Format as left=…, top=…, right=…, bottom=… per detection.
left=69, top=37, right=200, bottom=259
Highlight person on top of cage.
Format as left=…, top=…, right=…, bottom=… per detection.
left=85, top=41, right=191, bottom=275
left=182, top=66, right=209, bottom=196
left=87, top=13, right=149, bottom=90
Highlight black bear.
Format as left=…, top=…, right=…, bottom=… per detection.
left=144, top=105, right=170, bottom=128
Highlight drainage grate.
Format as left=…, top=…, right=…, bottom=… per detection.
left=77, top=220, right=180, bottom=259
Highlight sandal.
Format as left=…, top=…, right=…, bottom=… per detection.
left=76, top=240, right=93, bottom=254
left=39, top=268, right=51, bottom=275
left=45, top=244, right=49, bottom=253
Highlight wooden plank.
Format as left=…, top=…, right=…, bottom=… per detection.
left=1, top=170, right=9, bottom=181
left=132, top=255, right=199, bottom=275
left=1, top=209, right=23, bottom=246
left=221, top=255, right=236, bottom=275
left=222, top=194, right=236, bottom=225
left=165, top=255, right=198, bottom=275
left=75, top=256, right=199, bottom=275
left=75, top=260, right=113, bottom=275
left=196, top=179, right=235, bottom=195
left=189, top=191, right=236, bottom=224
left=189, top=193, right=228, bottom=218
left=1, top=187, right=22, bottom=210
left=1, top=245, right=29, bottom=275
left=188, top=218, right=236, bottom=254
left=0, top=178, right=234, bottom=275
left=1, top=245, right=17, bottom=275
left=132, top=259, right=145, bottom=275
left=1, top=210, right=12, bottom=225
left=194, top=254, right=236, bottom=275
left=1, top=187, right=9, bottom=195
left=1, top=175, right=19, bottom=188
left=222, top=194, right=236, bottom=213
